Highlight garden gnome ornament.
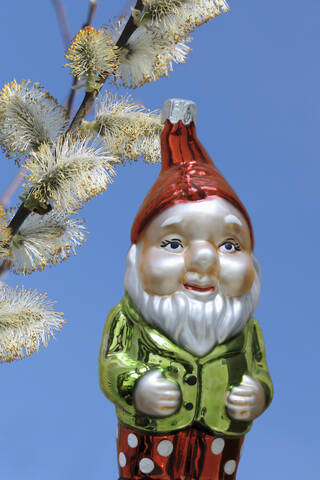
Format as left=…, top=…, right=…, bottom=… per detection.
left=99, top=99, right=273, bottom=480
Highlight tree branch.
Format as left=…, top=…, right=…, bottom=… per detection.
left=86, top=0, right=98, bottom=26
left=0, top=259, right=11, bottom=278
left=68, top=0, right=143, bottom=134
left=0, top=169, right=25, bottom=208
left=66, top=0, right=98, bottom=118
left=0, top=0, right=143, bottom=247
left=51, top=0, right=71, bottom=48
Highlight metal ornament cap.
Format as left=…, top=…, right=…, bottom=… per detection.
left=161, top=98, right=197, bottom=125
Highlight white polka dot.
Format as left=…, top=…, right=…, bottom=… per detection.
left=119, top=452, right=126, bottom=468
left=211, top=438, right=225, bottom=455
left=240, top=443, right=244, bottom=457
left=139, top=458, right=155, bottom=474
left=224, top=460, right=236, bottom=475
left=157, top=439, right=173, bottom=457
left=128, top=433, right=138, bottom=448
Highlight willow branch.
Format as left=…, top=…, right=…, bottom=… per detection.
left=66, top=0, right=98, bottom=117
left=0, top=0, right=143, bottom=250
left=0, top=170, right=24, bottom=276
left=0, top=1, right=71, bottom=251
left=0, top=259, right=11, bottom=278
left=0, top=1, right=70, bottom=240
left=87, top=0, right=98, bottom=26
left=0, top=169, right=26, bottom=208
left=51, top=0, right=71, bottom=48
left=68, top=0, right=143, bottom=134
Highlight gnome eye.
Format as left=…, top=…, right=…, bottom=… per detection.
left=160, top=238, right=184, bottom=252
left=219, top=240, right=240, bottom=253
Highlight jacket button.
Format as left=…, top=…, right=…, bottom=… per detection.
left=185, top=402, right=193, bottom=410
left=186, top=375, right=197, bottom=385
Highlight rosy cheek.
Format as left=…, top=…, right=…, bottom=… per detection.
left=219, top=253, right=255, bottom=297
left=139, top=247, right=185, bottom=295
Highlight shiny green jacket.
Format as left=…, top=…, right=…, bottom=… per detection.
left=99, top=294, right=273, bottom=436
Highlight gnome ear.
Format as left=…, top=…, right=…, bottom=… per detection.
left=126, top=244, right=137, bottom=267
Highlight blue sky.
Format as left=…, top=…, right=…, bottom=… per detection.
left=0, top=1, right=319, bottom=479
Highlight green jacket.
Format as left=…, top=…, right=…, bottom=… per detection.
left=99, top=294, right=273, bottom=436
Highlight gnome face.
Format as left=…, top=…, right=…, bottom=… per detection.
left=124, top=197, right=261, bottom=356
left=137, top=197, right=254, bottom=299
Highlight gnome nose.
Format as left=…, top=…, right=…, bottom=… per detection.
left=186, top=241, right=218, bottom=274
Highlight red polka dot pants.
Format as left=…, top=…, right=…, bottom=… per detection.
left=117, top=423, right=244, bottom=480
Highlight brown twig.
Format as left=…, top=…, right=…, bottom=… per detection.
left=0, top=169, right=26, bottom=208
left=0, top=1, right=72, bottom=216
left=0, top=0, right=143, bottom=248
left=68, top=0, right=143, bottom=134
left=0, top=170, right=26, bottom=278
left=0, top=0, right=124, bottom=278
left=86, top=0, right=98, bottom=26
left=66, top=0, right=98, bottom=118
left=0, top=259, right=12, bottom=278
left=0, top=1, right=70, bottom=236
left=51, top=0, right=72, bottom=48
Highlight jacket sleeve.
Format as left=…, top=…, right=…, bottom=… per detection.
left=99, top=304, right=151, bottom=415
left=249, top=318, right=273, bottom=409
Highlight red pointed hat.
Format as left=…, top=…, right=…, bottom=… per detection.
left=131, top=99, right=254, bottom=247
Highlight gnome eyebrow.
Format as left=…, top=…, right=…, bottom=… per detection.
left=160, top=216, right=182, bottom=228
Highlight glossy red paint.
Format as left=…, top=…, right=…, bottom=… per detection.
left=117, top=423, right=244, bottom=480
left=131, top=119, right=253, bottom=248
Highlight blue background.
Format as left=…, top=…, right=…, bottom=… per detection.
left=0, top=1, right=319, bottom=478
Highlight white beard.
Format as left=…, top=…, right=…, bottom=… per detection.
left=124, top=245, right=261, bottom=357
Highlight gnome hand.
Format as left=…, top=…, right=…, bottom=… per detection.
left=225, top=375, right=265, bottom=422
left=134, top=370, right=181, bottom=418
